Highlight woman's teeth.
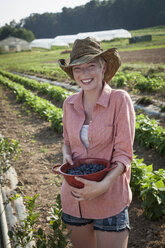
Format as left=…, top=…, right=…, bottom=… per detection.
left=81, top=79, right=93, bottom=84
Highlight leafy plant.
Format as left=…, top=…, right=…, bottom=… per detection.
left=0, top=135, right=20, bottom=185
left=110, top=70, right=165, bottom=94
left=135, top=113, right=165, bottom=155
left=8, top=194, right=70, bottom=248
left=136, top=96, right=153, bottom=105
left=160, top=104, right=165, bottom=112
left=34, top=194, right=70, bottom=248
left=131, top=157, right=165, bottom=220
left=8, top=194, right=39, bottom=248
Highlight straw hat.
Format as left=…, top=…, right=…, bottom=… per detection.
left=58, top=36, right=121, bottom=82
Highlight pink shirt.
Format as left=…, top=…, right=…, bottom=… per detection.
left=61, top=82, right=135, bottom=219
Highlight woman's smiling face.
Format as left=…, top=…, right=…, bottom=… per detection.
left=72, top=58, right=106, bottom=92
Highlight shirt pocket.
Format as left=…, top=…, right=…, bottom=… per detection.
left=92, top=125, right=114, bottom=145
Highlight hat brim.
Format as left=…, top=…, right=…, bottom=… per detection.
left=58, top=48, right=121, bottom=82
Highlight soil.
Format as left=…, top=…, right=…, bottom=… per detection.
left=119, top=48, right=165, bottom=64
left=0, top=85, right=165, bottom=248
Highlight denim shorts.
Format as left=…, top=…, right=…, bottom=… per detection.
left=62, top=207, right=130, bottom=232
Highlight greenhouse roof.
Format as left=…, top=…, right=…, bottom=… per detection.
left=30, top=39, right=54, bottom=49
left=54, top=29, right=131, bottom=44
left=0, top=36, right=29, bottom=46
left=54, top=34, right=78, bottom=44
left=30, top=38, right=69, bottom=49
left=0, top=36, right=30, bottom=51
left=77, top=29, right=132, bottom=41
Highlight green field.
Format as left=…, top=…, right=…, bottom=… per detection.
left=0, top=26, right=164, bottom=83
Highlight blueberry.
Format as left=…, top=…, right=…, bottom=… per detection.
left=67, top=162, right=106, bottom=175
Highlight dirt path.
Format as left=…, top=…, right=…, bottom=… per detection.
left=0, top=85, right=165, bottom=247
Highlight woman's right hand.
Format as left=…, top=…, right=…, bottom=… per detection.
left=62, top=144, right=73, bottom=165
left=63, top=154, right=73, bottom=165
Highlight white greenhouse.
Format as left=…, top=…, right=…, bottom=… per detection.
left=54, top=29, right=131, bottom=44
left=30, top=39, right=54, bottom=49
left=29, top=29, right=131, bottom=50
left=51, top=38, right=69, bottom=47
left=30, top=38, right=69, bottom=49
left=53, top=34, right=78, bottom=45
left=0, top=36, right=30, bottom=52
left=77, top=29, right=132, bottom=41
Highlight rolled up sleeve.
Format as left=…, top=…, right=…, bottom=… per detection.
left=111, top=91, right=135, bottom=171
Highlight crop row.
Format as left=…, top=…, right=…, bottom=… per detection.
left=1, top=72, right=165, bottom=155
left=1, top=69, right=165, bottom=114
left=5, top=65, right=165, bottom=94
left=17, top=64, right=68, bottom=81
left=0, top=70, right=72, bottom=104
left=0, top=75, right=63, bottom=134
left=1, top=68, right=165, bottom=95
left=111, top=71, right=165, bottom=93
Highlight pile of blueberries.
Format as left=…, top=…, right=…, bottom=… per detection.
left=67, top=163, right=106, bottom=175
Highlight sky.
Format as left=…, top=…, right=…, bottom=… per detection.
left=0, top=0, right=91, bottom=27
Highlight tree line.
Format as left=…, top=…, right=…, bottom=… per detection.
left=0, top=0, right=165, bottom=41
left=0, top=21, right=35, bottom=42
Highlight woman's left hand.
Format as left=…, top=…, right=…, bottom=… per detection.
left=70, top=176, right=109, bottom=201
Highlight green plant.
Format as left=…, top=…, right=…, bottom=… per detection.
left=8, top=194, right=39, bottom=247
left=131, top=157, right=165, bottom=220
left=0, top=193, right=20, bottom=219
left=135, top=113, right=165, bottom=155
left=0, top=135, right=20, bottom=185
left=160, top=104, right=165, bottom=112
left=110, top=72, right=127, bottom=87
left=110, top=70, right=165, bottom=94
left=8, top=194, right=70, bottom=248
left=136, top=96, right=153, bottom=105
left=35, top=194, right=70, bottom=248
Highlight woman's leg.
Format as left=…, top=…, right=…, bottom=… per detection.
left=67, top=223, right=97, bottom=248
left=96, top=229, right=129, bottom=248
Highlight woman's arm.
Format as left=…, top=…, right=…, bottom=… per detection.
left=100, top=161, right=125, bottom=191
left=62, top=143, right=73, bottom=165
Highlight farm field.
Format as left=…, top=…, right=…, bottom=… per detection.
left=0, top=26, right=165, bottom=247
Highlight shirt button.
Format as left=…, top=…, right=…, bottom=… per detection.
left=89, top=137, right=92, bottom=141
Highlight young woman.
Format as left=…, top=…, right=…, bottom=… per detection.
left=58, top=37, right=135, bottom=248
